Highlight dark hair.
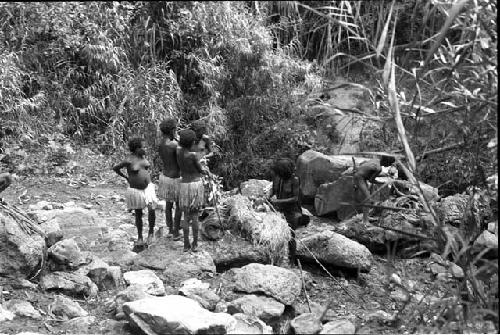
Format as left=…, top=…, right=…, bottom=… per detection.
left=380, top=155, right=396, bottom=167
left=272, top=158, right=295, bottom=179
left=190, top=120, right=207, bottom=140
left=128, top=137, right=144, bottom=153
left=178, top=129, right=196, bottom=149
left=159, top=118, right=177, bottom=137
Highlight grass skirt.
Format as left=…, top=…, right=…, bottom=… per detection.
left=178, top=180, right=204, bottom=211
left=158, top=175, right=179, bottom=202
left=125, top=184, right=158, bottom=210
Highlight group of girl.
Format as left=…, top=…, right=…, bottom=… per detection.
left=112, top=118, right=210, bottom=253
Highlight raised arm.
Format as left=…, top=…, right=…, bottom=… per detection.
left=112, top=161, right=129, bottom=180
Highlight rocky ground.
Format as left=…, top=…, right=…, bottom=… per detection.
left=0, top=144, right=497, bottom=335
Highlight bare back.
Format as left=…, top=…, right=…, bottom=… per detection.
left=159, top=138, right=180, bottom=178
left=177, top=147, right=203, bottom=183
left=355, top=159, right=381, bottom=182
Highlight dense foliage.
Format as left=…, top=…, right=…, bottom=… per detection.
left=0, top=1, right=497, bottom=193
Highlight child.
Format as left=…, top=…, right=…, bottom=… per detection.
left=113, top=138, right=157, bottom=245
left=269, top=158, right=309, bottom=266
left=177, top=129, right=207, bottom=252
left=158, top=118, right=182, bottom=240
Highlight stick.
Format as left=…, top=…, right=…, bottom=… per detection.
left=297, top=259, right=312, bottom=313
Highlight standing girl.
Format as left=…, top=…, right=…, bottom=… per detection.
left=113, top=137, right=157, bottom=246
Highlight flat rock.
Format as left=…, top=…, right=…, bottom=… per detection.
left=228, top=313, right=273, bottom=334
left=123, top=295, right=236, bottom=334
left=229, top=263, right=302, bottom=305
left=320, top=319, right=356, bottom=334
left=114, top=284, right=154, bottom=320
left=296, top=150, right=368, bottom=199
left=3, top=299, right=42, bottom=320
left=39, top=271, right=98, bottom=297
left=290, top=312, right=322, bottom=334
left=179, top=278, right=221, bottom=311
left=0, top=209, right=46, bottom=279
left=123, top=270, right=165, bottom=296
left=50, top=295, right=88, bottom=319
left=29, top=207, right=106, bottom=250
left=473, top=230, right=498, bottom=259
left=227, top=294, right=285, bottom=324
left=296, top=229, right=373, bottom=272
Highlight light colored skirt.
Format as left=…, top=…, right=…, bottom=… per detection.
left=158, top=175, right=180, bottom=202
left=178, top=180, right=205, bottom=211
left=125, top=183, right=158, bottom=210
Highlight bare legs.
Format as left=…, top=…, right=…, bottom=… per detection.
left=165, top=201, right=181, bottom=239
left=134, top=206, right=156, bottom=244
left=182, top=209, right=199, bottom=252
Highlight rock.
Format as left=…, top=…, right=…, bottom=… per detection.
left=45, top=231, right=64, bottom=248
left=48, top=238, right=87, bottom=269
left=435, top=194, right=469, bottom=226
left=123, top=295, right=236, bottom=334
left=123, top=270, right=165, bottom=296
left=320, top=319, right=356, bottom=334
left=472, top=230, right=498, bottom=259
left=229, top=263, right=301, bottom=305
left=0, top=305, right=15, bottom=322
left=215, top=301, right=229, bottom=313
left=365, top=310, right=395, bottom=323
left=449, top=262, right=464, bottom=279
left=114, top=284, right=154, bottom=320
left=293, top=301, right=325, bottom=319
left=290, top=312, right=323, bottom=334
left=3, top=299, right=42, bottom=320
left=227, top=294, right=285, bottom=324
left=107, top=229, right=132, bottom=252
left=488, top=221, right=498, bottom=235
left=240, top=179, right=273, bottom=199
left=39, top=271, right=98, bottom=297
left=0, top=210, right=46, bottom=279
left=98, top=319, right=128, bottom=334
left=29, top=207, right=106, bottom=250
left=296, top=150, right=368, bottom=199
left=205, top=230, right=268, bottom=270
left=17, top=279, right=38, bottom=290
left=314, top=175, right=389, bottom=218
left=178, top=278, right=221, bottom=311
left=76, top=256, right=122, bottom=290
left=50, top=295, right=88, bottom=319
left=389, top=273, right=402, bottom=286
left=296, top=230, right=372, bottom=272
left=101, top=249, right=137, bottom=268
left=393, top=180, right=440, bottom=203
left=61, top=315, right=96, bottom=333
left=228, top=313, right=273, bottom=334
left=390, top=288, right=409, bottom=302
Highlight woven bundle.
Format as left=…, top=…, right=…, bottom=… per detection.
left=228, top=194, right=291, bottom=264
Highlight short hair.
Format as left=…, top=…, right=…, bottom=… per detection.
left=128, top=137, right=144, bottom=153
left=159, top=118, right=177, bottom=136
left=190, top=120, right=207, bottom=140
left=272, top=158, right=295, bottom=179
left=178, top=129, right=196, bottom=149
left=380, top=155, right=396, bottom=167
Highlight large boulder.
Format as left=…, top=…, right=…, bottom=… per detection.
left=296, top=150, right=368, bottom=199
left=0, top=210, right=46, bottom=279
left=123, top=295, right=236, bottom=334
left=229, top=263, right=302, bottom=305
left=227, top=294, right=285, bottom=324
left=296, top=229, right=372, bottom=272
left=240, top=179, right=272, bottom=199
left=29, top=207, right=106, bottom=250
left=39, top=271, right=98, bottom=297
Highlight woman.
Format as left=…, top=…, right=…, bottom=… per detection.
left=269, top=158, right=309, bottom=266
left=112, top=137, right=157, bottom=246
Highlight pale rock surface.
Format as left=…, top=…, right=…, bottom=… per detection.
left=123, top=269, right=165, bottom=296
